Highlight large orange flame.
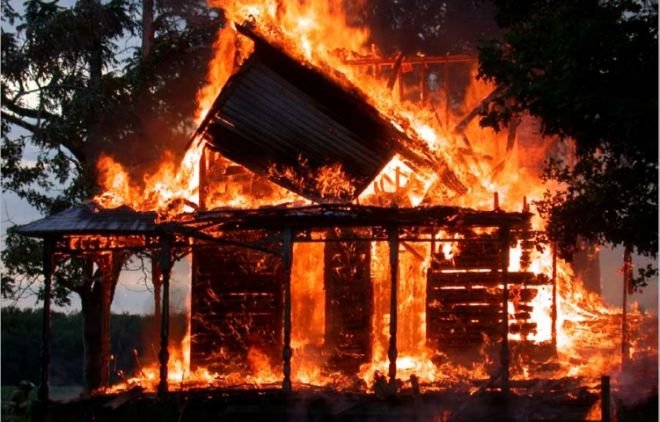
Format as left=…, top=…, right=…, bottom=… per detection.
left=97, top=0, right=656, bottom=397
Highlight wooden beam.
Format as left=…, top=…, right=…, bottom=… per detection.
left=388, top=226, right=399, bottom=389
left=622, top=246, right=632, bottom=370
left=158, top=237, right=172, bottom=397
left=452, top=86, right=505, bottom=135
left=500, top=227, right=510, bottom=394
left=100, top=254, right=115, bottom=389
left=601, top=375, right=611, bottom=422
left=281, top=228, right=294, bottom=393
left=387, top=52, right=404, bottom=91
left=343, top=55, right=475, bottom=66
left=551, top=241, right=558, bottom=350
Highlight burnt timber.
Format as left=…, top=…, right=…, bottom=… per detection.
left=324, top=228, right=373, bottom=373
left=191, top=241, right=285, bottom=372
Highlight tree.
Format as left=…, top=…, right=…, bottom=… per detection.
left=1, top=0, right=221, bottom=389
left=477, top=0, right=658, bottom=282
left=366, top=0, right=501, bottom=55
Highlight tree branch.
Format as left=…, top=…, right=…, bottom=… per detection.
left=1, top=111, right=38, bottom=133
left=1, top=96, right=55, bottom=120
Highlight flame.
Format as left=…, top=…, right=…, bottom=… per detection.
left=97, top=0, right=656, bottom=399
left=94, top=138, right=204, bottom=218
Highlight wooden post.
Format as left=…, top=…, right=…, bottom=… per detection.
left=152, top=253, right=162, bottom=324
left=551, top=241, right=558, bottom=350
left=601, top=375, right=610, bottom=422
left=157, top=237, right=172, bottom=397
left=444, top=57, right=449, bottom=129
left=282, top=227, right=294, bottom=393
left=420, top=66, right=427, bottom=103
left=199, top=146, right=208, bottom=211
left=430, top=226, right=436, bottom=256
left=622, top=247, right=632, bottom=370
left=100, top=254, right=114, bottom=389
left=500, top=227, right=510, bottom=394
left=38, top=238, right=55, bottom=403
left=388, top=226, right=399, bottom=388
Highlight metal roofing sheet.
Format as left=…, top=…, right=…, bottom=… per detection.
left=16, top=204, right=158, bottom=238
left=196, top=26, right=403, bottom=203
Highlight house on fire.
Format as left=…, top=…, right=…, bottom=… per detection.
left=17, top=23, right=555, bottom=400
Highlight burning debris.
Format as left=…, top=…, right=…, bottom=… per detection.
left=16, top=0, right=658, bottom=420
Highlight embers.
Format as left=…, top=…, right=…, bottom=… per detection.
left=191, top=234, right=285, bottom=374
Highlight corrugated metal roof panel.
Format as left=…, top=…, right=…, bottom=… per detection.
left=16, top=204, right=158, bottom=238
left=196, top=26, right=404, bottom=203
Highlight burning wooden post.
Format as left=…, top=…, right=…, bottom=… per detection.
left=551, top=241, right=558, bottom=350
left=387, top=226, right=399, bottom=388
left=281, top=228, right=293, bottom=393
left=601, top=375, right=611, bottom=422
left=500, top=226, right=510, bottom=394
left=622, top=246, right=632, bottom=369
left=158, top=236, right=172, bottom=397
left=98, top=253, right=115, bottom=389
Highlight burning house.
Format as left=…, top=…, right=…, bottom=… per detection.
left=15, top=2, right=657, bottom=420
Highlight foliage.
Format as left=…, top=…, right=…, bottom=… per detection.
left=366, top=0, right=501, bottom=55
left=477, top=0, right=658, bottom=276
left=1, top=307, right=187, bottom=386
left=1, top=0, right=221, bottom=302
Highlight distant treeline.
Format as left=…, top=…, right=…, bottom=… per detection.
left=1, top=307, right=187, bottom=387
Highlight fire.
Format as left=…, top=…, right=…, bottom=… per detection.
left=96, top=0, right=656, bottom=400
left=94, top=139, right=204, bottom=217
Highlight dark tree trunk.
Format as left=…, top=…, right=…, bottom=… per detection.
left=142, top=0, right=154, bottom=59
left=79, top=0, right=105, bottom=192
left=80, top=253, right=122, bottom=391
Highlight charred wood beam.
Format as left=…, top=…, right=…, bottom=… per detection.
left=388, top=227, right=399, bottom=389
left=160, top=224, right=279, bottom=255
left=158, top=237, right=172, bottom=397
left=551, top=241, right=558, bottom=350
left=198, top=147, right=208, bottom=211
left=401, top=241, right=425, bottom=262
left=38, top=238, right=55, bottom=404
left=99, top=254, right=115, bottom=389
left=343, top=55, right=475, bottom=66
left=601, top=376, right=611, bottom=422
left=489, top=115, right=522, bottom=181
left=506, top=114, right=520, bottom=152
left=180, top=205, right=531, bottom=233
left=500, top=227, right=511, bottom=394
left=443, top=57, right=449, bottom=128
left=281, top=228, right=294, bottom=393
left=622, top=246, right=632, bottom=369
left=452, top=86, right=506, bottom=135
left=387, top=53, right=405, bottom=91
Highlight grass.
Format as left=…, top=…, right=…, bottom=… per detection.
left=1, top=385, right=83, bottom=404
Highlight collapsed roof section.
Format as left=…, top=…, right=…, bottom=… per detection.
left=194, top=24, right=465, bottom=203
